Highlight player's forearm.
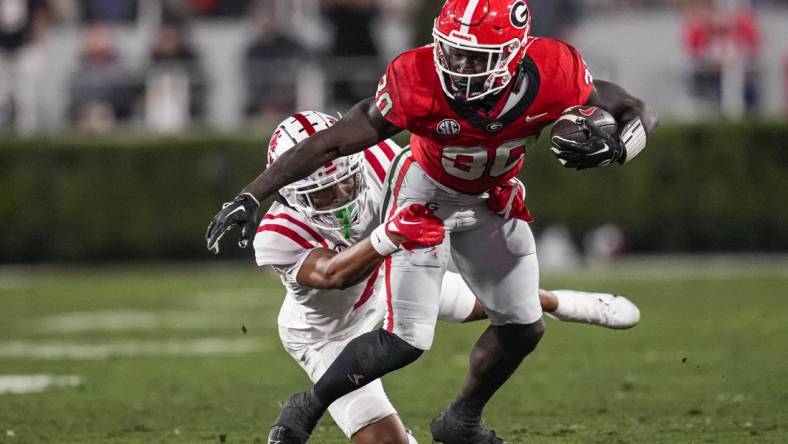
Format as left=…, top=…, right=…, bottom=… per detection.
left=241, top=134, right=342, bottom=202
left=303, top=229, right=406, bottom=290
left=317, top=240, right=387, bottom=290
left=241, top=100, right=393, bottom=203
left=588, top=80, right=659, bottom=135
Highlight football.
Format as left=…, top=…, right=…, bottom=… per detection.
left=551, top=106, right=617, bottom=144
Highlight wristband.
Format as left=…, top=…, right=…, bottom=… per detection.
left=240, top=192, right=261, bottom=206
left=370, top=224, right=400, bottom=256
left=618, top=117, right=647, bottom=163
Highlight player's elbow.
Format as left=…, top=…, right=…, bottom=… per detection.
left=645, top=105, right=660, bottom=134
left=619, top=96, right=644, bottom=118
left=320, top=268, right=356, bottom=290
left=331, top=275, right=356, bottom=290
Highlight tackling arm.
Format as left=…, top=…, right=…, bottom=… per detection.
left=296, top=239, right=392, bottom=290
left=297, top=204, right=444, bottom=289
left=243, top=98, right=401, bottom=203
left=206, top=98, right=401, bottom=253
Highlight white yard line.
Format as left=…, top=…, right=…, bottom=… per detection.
left=543, top=254, right=788, bottom=282
left=35, top=310, right=251, bottom=333
left=0, top=375, right=82, bottom=394
left=0, top=338, right=267, bottom=360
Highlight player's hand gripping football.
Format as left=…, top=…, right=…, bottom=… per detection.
left=205, top=193, right=260, bottom=254
left=487, top=177, right=534, bottom=222
left=385, top=204, right=445, bottom=250
left=551, top=118, right=626, bottom=170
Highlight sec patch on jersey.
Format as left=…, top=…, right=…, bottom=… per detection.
left=550, top=106, right=617, bottom=144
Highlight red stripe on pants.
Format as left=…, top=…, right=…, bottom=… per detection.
left=383, top=155, right=413, bottom=331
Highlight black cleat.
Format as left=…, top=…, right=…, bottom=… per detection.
left=267, top=425, right=305, bottom=444
left=268, top=391, right=325, bottom=444
left=430, top=403, right=507, bottom=444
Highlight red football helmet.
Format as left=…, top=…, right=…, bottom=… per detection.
left=433, top=0, right=531, bottom=101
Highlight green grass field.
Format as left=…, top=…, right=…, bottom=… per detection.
left=1, top=259, right=786, bottom=443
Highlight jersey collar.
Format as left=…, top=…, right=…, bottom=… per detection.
left=443, top=55, right=541, bottom=134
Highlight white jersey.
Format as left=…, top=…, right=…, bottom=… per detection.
left=253, top=140, right=400, bottom=345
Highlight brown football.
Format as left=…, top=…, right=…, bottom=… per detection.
left=551, top=106, right=617, bottom=144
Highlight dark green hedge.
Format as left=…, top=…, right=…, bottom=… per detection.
left=523, top=122, right=788, bottom=252
left=0, top=134, right=265, bottom=262
left=1, top=123, right=786, bottom=262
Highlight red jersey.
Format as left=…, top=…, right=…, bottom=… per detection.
left=375, top=38, right=593, bottom=194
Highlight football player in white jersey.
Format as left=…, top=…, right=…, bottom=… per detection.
left=238, top=111, right=640, bottom=444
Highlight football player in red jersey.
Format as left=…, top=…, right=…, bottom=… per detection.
left=206, top=1, right=658, bottom=442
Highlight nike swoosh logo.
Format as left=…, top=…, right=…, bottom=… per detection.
left=525, top=112, right=548, bottom=123
left=590, top=144, right=610, bottom=155
left=227, top=207, right=246, bottom=216
left=398, top=220, right=421, bottom=225
left=348, top=374, right=365, bottom=385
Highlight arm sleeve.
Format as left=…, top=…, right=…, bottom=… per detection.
left=253, top=229, right=314, bottom=285
left=254, top=230, right=310, bottom=266
left=556, top=42, right=595, bottom=108
left=270, top=253, right=312, bottom=289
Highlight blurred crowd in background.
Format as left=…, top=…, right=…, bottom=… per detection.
left=0, top=0, right=787, bottom=134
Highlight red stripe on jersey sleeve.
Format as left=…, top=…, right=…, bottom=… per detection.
left=377, top=140, right=396, bottom=160
left=257, top=224, right=314, bottom=250
left=293, top=113, right=316, bottom=135
left=262, top=213, right=329, bottom=248
left=352, top=266, right=380, bottom=310
left=364, top=150, right=386, bottom=183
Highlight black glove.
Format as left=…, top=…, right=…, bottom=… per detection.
left=551, top=118, right=626, bottom=170
left=206, top=193, right=260, bottom=254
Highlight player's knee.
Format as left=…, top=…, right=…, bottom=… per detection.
left=517, top=320, right=545, bottom=353
left=353, top=430, right=409, bottom=444
left=375, top=329, right=424, bottom=368
left=354, top=434, right=409, bottom=444
left=391, top=325, right=435, bottom=351
left=352, top=414, right=412, bottom=444
left=496, top=319, right=545, bottom=353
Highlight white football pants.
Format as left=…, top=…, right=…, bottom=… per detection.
left=380, top=150, right=542, bottom=350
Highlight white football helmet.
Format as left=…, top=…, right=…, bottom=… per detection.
left=267, top=111, right=367, bottom=234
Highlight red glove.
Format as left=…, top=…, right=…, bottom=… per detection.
left=487, top=178, right=533, bottom=222
left=386, top=203, right=445, bottom=250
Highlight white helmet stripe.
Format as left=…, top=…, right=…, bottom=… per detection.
left=460, top=0, right=481, bottom=34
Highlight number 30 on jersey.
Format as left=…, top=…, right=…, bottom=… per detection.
left=441, top=138, right=533, bottom=180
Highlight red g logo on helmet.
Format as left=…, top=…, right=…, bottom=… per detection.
left=510, top=1, right=529, bottom=29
